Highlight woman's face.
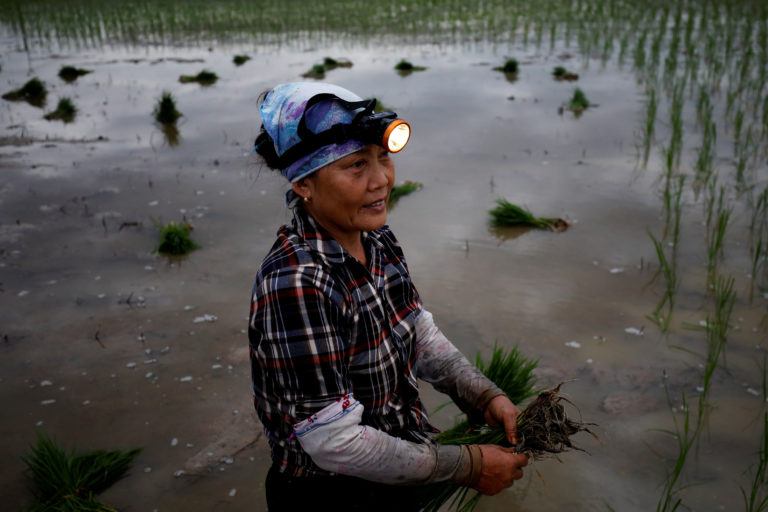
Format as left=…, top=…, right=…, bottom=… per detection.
left=293, top=144, right=395, bottom=245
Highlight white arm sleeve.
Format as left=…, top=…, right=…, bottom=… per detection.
left=294, top=394, right=471, bottom=485
left=413, top=310, right=504, bottom=415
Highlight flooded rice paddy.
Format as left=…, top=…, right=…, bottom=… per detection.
left=1, top=1, right=767, bottom=510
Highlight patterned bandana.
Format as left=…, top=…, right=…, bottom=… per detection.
left=259, top=82, right=368, bottom=183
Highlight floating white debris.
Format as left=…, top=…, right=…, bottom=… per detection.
left=145, top=372, right=153, bottom=379
left=585, top=358, right=593, bottom=364
left=212, top=364, right=223, bottom=370
left=624, top=327, right=644, bottom=336
left=180, top=376, right=193, bottom=382
left=229, top=488, right=237, bottom=497
left=47, top=280, right=57, bottom=285
left=564, top=340, right=581, bottom=348
left=193, top=314, right=218, bottom=323
left=184, top=305, right=194, bottom=311
left=747, top=388, right=760, bottom=396
left=171, top=438, right=179, bottom=447
left=232, top=409, right=239, bottom=415
left=696, top=386, right=704, bottom=392
left=161, top=346, right=171, bottom=353
left=41, top=399, right=56, bottom=405
left=223, top=457, right=234, bottom=464
left=173, top=469, right=185, bottom=477
left=18, top=290, right=30, bottom=297
left=609, top=268, right=624, bottom=274
left=144, top=265, right=154, bottom=271
left=126, top=362, right=137, bottom=369
left=36, top=420, right=44, bottom=426
left=186, top=443, right=194, bottom=448
left=82, top=400, right=91, bottom=405
left=144, top=467, right=152, bottom=473
left=40, top=380, right=53, bottom=387
left=137, top=333, right=145, bottom=342
left=149, top=200, right=159, bottom=206
left=144, top=359, right=157, bottom=365
left=97, top=293, right=106, bottom=299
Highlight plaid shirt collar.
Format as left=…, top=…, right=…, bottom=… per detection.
left=292, top=206, right=385, bottom=268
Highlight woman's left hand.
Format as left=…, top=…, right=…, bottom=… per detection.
left=483, top=395, right=522, bottom=446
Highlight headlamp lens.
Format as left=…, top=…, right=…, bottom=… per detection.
left=383, top=120, right=410, bottom=153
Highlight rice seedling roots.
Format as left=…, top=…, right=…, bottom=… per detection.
left=515, top=382, right=599, bottom=460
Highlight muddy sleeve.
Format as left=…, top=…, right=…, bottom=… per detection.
left=413, top=309, right=505, bottom=421
left=294, top=394, right=483, bottom=486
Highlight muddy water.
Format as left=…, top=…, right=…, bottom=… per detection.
left=1, top=11, right=767, bottom=512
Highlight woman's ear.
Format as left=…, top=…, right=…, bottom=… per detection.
left=292, top=179, right=311, bottom=201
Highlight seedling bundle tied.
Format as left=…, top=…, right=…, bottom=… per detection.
left=420, top=345, right=598, bottom=511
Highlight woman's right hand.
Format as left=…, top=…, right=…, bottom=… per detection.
left=472, top=445, right=529, bottom=495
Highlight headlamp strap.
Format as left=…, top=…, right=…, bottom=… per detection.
left=277, top=95, right=377, bottom=170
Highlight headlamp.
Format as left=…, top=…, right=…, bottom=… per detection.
left=275, top=94, right=411, bottom=170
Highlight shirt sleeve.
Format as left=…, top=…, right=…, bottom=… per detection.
left=413, top=309, right=505, bottom=419
left=250, top=264, right=351, bottom=420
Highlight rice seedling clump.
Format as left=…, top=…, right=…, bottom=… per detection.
left=552, top=66, right=579, bottom=81
left=22, top=432, right=141, bottom=512
left=2, top=77, right=47, bottom=107
left=494, top=58, right=519, bottom=74
left=388, top=180, right=422, bottom=207
left=156, top=221, right=200, bottom=255
left=394, top=59, right=426, bottom=75
left=153, top=91, right=182, bottom=125
left=232, top=54, right=251, bottom=66
left=569, top=87, right=590, bottom=111
left=179, top=69, right=218, bottom=85
left=58, top=65, right=91, bottom=82
left=489, top=199, right=570, bottom=231
left=44, top=97, right=77, bottom=122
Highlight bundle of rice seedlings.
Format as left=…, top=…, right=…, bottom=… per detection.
left=388, top=181, right=422, bottom=207
left=493, top=58, right=519, bottom=74
left=489, top=199, right=570, bottom=231
left=302, top=64, right=327, bottom=79
left=232, top=55, right=251, bottom=66
left=22, top=432, right=141, bottom=512
left=153, top=91, right=182, bottom=125
left=569, top=87, right=590, bottom=111
left=58, top=66, right=91, bottom=82
left=419, top=347, right=597, bottom=512
left=155, top=221, right=200, bottom=255
left=178, top=69, right=218, bottom=85
left=552, top=66, right=579, bottom=81
left=44, top=98, right=77, bottom=123
left=2, top=78, right=47, bottom=107
left=394, top=59, right=426, bottom=75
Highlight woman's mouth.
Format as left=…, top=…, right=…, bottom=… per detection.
left=363, top=199, right=386, bottom=210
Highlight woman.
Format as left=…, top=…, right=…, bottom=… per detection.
left=249, top=82, right=529, bottom=510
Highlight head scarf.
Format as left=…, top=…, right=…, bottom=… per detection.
left=259, top=82, right=368, bottom=183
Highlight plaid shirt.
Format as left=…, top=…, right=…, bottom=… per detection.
left=249, top=206, right=434, bottom=477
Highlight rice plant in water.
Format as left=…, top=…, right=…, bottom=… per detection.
left=2, top=77, right=47, bottom=107
left=489, top=199, right=569, bottom=231
left=155, top=221, right=200, bottom=255
left=302, top=63, right=327, bottom=79
left=44, top=98, right=77, bottom=123
left=741, top=412, right=768, bottom=512
left=394, top=59, right=426, bottom=75
left=493, top=58, right=519, bottom=74
left=552, top=66, right=578, bottom=81
left=22, top=432, right=141, bottom=512
left=388, top=180, right=422, bottom=208
left=178, top=69, right=218, bottom=85
left=153, top=91, right=181, bottom=125
left=57, top=65, right=91, bottom=82
left=569, top=87, right=590, bottom=112
left=232, top=54, right=250, bottom=66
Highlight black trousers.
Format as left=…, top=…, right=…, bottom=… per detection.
left=265, top=464, right=426, bottom=511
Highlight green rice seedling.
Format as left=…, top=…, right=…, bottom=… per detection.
left=655, top=390, right=695, bottom=512
left=394, top=59, right=426, bottom=75
left=553, top=66, right=578, bottom=81
left=694, top=120, right=716, bottom=186
left=734, top=109, right=745, bottom=157
left=387, top=180, right=422, bottom=208
left=178, top=69, right=218, bottom=85
left=641, top=87, right=657, bottom=166
left=153, top=91, right=181, bottom=125
left=302, top=63, right=326, bottom=79
left=648, top=230, right=678, bottom=332
left=740, top=412, right=768, bottom=512
left=232, top=54, right=250, bottom=66
left=2, top=77, right=47, bottom=107
left=322, top=56, right=353, bottom=70
left=44, top=97, right=77, bottom=123
left=568, top=87, right=590, bottom=112
left=21, top=431, right=141, bottom=512
left=706, top=189, right=731, bottom=287
left=489, top=199, right=569, bottom=231
left=493, top=58, right=518, bottom=74
left=634, top=29, right=648, bottom=70
left=57, top=65, right=91, bottom=82
left=155, top=221, right=200, bottom=255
